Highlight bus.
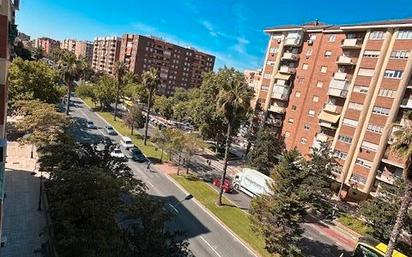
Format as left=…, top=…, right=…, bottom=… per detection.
left=353, top=237, right=408, bottom=257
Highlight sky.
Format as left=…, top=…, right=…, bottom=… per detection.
left=17, top=0, right=412, bottom=71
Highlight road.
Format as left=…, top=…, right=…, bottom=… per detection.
left=69, top=97, right=257, bottom=257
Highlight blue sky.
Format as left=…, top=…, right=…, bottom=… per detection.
left=17, top=0, right=412, bottom=71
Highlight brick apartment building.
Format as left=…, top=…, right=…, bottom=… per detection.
left=244, top=69, right=262, bottom=106
left=91, top=36, right=121, bottom=75
left=61, top=39, right=93, bottom=63
left=0, top=0, right=19, bottom=241
left=119, top=34, right=215, bottom=96
left=34, top=37, right=60, bottom=54
left=255, top=19, right=412, bottom=199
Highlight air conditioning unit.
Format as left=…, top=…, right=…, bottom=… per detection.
left=307, top=39, right=313, bottom=45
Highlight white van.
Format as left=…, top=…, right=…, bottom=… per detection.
left=233, top=168, right=274, bottom=197
left=120, top=136, right=134, bottom=149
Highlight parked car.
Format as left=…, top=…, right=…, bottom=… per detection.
left=105, top=125, right=117, bottom=135
left=102, top=136, right=112, bottom=145
left=110, top=148, right=125, bottom=159
left=233, top=168, right=274, bottom=197
left=130, top=148, right=146, bottom=162
left=120, top=136, right=134, bottom=149
left=212, top=177, right=233, bottom=193
left=86, top=120, right=96, bottom=129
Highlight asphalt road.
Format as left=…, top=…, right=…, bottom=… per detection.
left=68, top=97, right=257, bottom=257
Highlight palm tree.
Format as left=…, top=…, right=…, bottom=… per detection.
left=59, top=53, right=81, bottom=116
left=142, top=68, right=160, bottom=145
left=216, top=68, right=253, bottom=206
left=385, top=111, right=412, bottom=257
left=113, top=61, right=128, bottom=121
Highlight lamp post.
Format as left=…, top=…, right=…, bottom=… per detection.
left=37, top=164, right=43, bottom=211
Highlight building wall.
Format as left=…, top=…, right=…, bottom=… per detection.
left=34, top=37, right=60, bottom=54
left=91, top=36, right=121, bottom=75
left=74, top=41, right=93, bottom=63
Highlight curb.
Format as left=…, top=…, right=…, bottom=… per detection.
left=166, top=174, right=260, bottom=257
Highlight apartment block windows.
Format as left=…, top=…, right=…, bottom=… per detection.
left=390, top=50, right=410, bottom=59
left=288, top=118, right=294, bottom=124
left=308, top=109, right=316, bottom=117
left=302, top=63, right=309, bottom=70
left=269, top=47, right=278, bottom=54
left=348, top=101, right=364, bottom=111
left=397, top=30, right=412, bottom=39
left=301, top=138, right=307, bottom=144
left=356, top=158, right=373, bottom=169
left=372, top=106, right=390, bottom=116
left=328, top=35, right=336, bottom=42
left=361, top=141, right=379, bottom=152
left=295, top=91, right=301, bottom=98
left=306, top=48, right=312, bottom=56
left=384, top=70, right=403, bottom=79
left=363, top=50, right=380, bottom=58
left=284, top=132, right=291, bottom=138
left=378, top=88, right=396, bottom=98
left=353, top=85, right=369, bottom=93
left=263, top=73, right=272, bottom=79
left=291, top=105, right=297, bottom=111
left=351, top=174, right=367, bottom=184
left=343, top=118, right=358, bottom=127
left=320, top=66, right=328, bottom=73
left=260, top=85, right=269, bottom=92
left=334, top=150, right=347, bottom=160
left=313, top=96, right=319, bottom=103
left=367, top=123, right=384, bottom=134
left=316, top=81, right=323, bottom=88
left=358, top=68, right=374, bottom=77
left=369, top=31, right=385, bottom=40
left=304, top=124, right=310, bottom=130
left=324, top=50, right=332, bottom=58
left=338, top=135, right=353, bottom=144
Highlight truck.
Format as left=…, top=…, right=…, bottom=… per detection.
left=233, top=168, right=274, bottom=197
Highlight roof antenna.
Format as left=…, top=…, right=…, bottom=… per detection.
left=315, top=19, right=319, bottom=26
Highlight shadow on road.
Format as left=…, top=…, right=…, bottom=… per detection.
left=298, top=237, right=352, bottom=257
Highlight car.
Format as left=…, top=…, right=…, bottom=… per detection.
left=130, top=148, right=146, bottom=162
left=110, top=148, right=125, bottom=159
left=212, top=177, right=233, bottom=193
left=120, top=136, right=134, bottom=149
left=102, top=136, right=112, bottom=145
left=86, top=121, right=96, bottom=129
left=105, top=125, right=117, bottom=135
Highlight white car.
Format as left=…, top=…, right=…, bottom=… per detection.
left=110, top=148, right=125, bottom=159
left=120, top=136, right=134, bottom=149
left=86, top=121, right=96, bottom=129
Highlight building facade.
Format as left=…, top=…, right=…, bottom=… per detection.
left=0, top=0, right=19, bottom=241
left=61, top=39, right=76, bottom=53
left=61, top=39, right=93, bottom=63
left=34, top=37, right=60, bottom=54
left=256, top=19, right=412, bottom=199
left=91, top=36, right=121, bottom=75
left=119, top=34, right=215, bottom=96
left=244, top=69, right=262, bottom=106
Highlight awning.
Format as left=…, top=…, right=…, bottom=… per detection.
left=318, top=111, right=340, bottom=123
left=274, top=73, right=291, bottom=81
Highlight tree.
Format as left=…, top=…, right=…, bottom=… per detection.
left=142, top=68, right=160, bottom=145
left=58, top=52, right=83, bottom=115
left=114, top=61, right=128, bottom=121
left=8, top=57, right=62, bottom=107
left=182, top=133, right=205, bottom=173
left=75, top=83, right=95, bottom=100
left=385, top=111, right=412, bottom=257
left=215, top=67, right=253, bottom=205
left=151, top=128, right=173, bottom=163
left=94, top=75, right=117, bottom=110
left=31, top=47, right=44, bottom=60
left=124, top=82, right=148, bottom=104
left=124, top=105, right=145, bottom=135
left=247, top=127, right=285, bottom=175
left=154, top=95, right=174, bottom=119
left=14, top=41, right=32, bottom=60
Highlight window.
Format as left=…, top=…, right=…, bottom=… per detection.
left=358, top=68, right=374, bottom=77
left=363, top=50, right=380, bottom=58
left=384, top=70, right=403, bottom=79
left=361, top=141, right=379, bottom=152
left=306, top=48, right=312, bottom=56
left=302, top=63, right=309, bottom=70
left=320, top=66, right=328, bottom=73
left=291, top=105, right=297, bottom=110
left=328, top=35, right=336, bottom=42
left=356, top=158, right=372, bottom=169
left=397, top=30, right=412, bottom=39
left=300, top=138, right=307, bottom=144
left=348, top=101, right=364, bottom=111
left=343, top=118, right=358, bottom=127
left=390, top=50, right=410, bottom=59
left=367, top=123, right=384, bottom=134
left=316, top=81, right=324, bottom=88
left=309, top=34, right=317, bottom=40
left=324, top=50, right=332, bottom=57
left=308, top=109, right=315, bottom=117
left=297, top=77, right=305, bottom=84
left=351, top=174, right=367, bottom=184
left=269, top=47, right=278, bottom=53
left=378, top=88, right=396, bottom=98
left=260, top=85, right=269, bottom=92
left=338, top=135, right=353, bottom=144
left=295, top=91, right=301, bottom=98
left=372, top=106, right=390, bottom=116
left=334, top=150, right=347, bottom=160
left=369, top=31, right=385, bottom=40
left=353, top=85, right=369, bottom=93
left=304, top=124, right=310, bottom=130
left=312, top=96, right=319, bottom=102
left=263, top=73, right=272, bottom=79
left=284, top=132, right=290, bottom=138
left=288, top=118, right=294, bottom=124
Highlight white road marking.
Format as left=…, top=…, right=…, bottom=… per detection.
left=200, top=236, right=222, bottom=257
left=168, top=203, right=179, bottom=213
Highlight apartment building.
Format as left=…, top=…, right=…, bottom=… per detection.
left=61, top=39, right=76, bottom=53
left=91, top=36, right=121, bottom=75
left=256, top=19, right=412, bottom=200
left=244, top=69, right=262, bottom=106
left=119, top=34, right=215, bottom=96
left=61, top=39, right=93, bottom=63
left=34, top=37, right=60, bottom=54
left=0, top=0, right=19, bottom=241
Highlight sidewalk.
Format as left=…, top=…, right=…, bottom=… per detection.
left=0, top=142, right=48, bottom=257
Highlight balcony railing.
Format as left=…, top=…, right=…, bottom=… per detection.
left=328, top=88, right=348, bottom=98
left=376, top=170, right=395, bottom=185
left=400, top=98, right=412, bottom=109
left=271, top=85, right=290, bottom=100
left=284, top=37, right=302, bottom=46
left=341, top=38, right=362, bottom=49
left=313, top=133, right=329, bottom=149
left=336, top=56, right=355, bottom=66
left=281, top=52, right=300, bottom=61
left=333, top=72, right=347, bottom=81
left=324, top=103, right=339, bottom=113
left=279, top=65, right=296, bottom=74
left=266, top=118, right=283, bottom=127
left=319, top=121, right=337, bottom=129
left=268, top=105, right=286, bottom=114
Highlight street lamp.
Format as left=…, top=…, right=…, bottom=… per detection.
left=168, top=194, right=193, bottom=213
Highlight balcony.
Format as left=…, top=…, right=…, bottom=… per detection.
left=279, top=65, right=296, bottom=74
left=281, top=52, right=300, bottom=61
left=328, top=78, right=349, bottom=98
left=318, top=111, right=340, bottom=129
left=271, top=85, right=290, bottom=101
left=324, top=103, right=340, bottom=113
left=381, top=147, right=405, bottom=169
left=313, top=133, right=329, bottom=149
left=328, top=88, right=348, bottom=98
left=268, top=105, right=286, bottom=114
left=266, top=117, right=283, bottom=127
left=333, top=72, right=347, bottom=81
left=341, top=38, right=362, bottom=49
left=284, top=37, right=302, bottom=46
left=376, top=170, right=396, bottom=185
left=400, top=98, right=412, bottom=109
left=336, top=56, right=355, bottom=66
